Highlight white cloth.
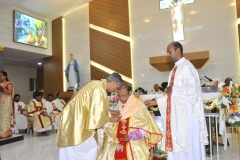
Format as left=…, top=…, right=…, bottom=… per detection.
left=68, top=60, right=77, bottom=87
left=167, top=103, right=206, bottom=160
left=151, top=90, right=163, bottom=94
left=157, top=57, right=208, bottom=155
left=55, top=98, right=66, bottom=111
left=59, top=136, right=97, bottom=160
left=219, top=109, right=227, bottom=150
left=11, top=101, right=27, bottom=133
left=46, top=100, right=60, bottom=129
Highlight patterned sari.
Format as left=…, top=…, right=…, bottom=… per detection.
left=0, top=82, right=14, bottom=138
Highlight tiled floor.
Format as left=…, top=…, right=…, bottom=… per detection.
left=0, top=133, right=239, bottom=160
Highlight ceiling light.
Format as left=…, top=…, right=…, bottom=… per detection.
left=144, top=19, right=150, bottom=23
left=38, top=62, right=42, bottom=65
left=190, top=11, right=196, bottom=14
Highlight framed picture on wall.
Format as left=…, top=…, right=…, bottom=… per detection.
left=13, top=10, right=48, bottom=49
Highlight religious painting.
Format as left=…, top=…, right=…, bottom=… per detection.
left=13, top=10, right=48, bottom=48
left=159, top=0, right=195, bottom=41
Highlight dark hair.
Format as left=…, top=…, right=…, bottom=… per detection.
left=169, top=41, right=183, bottom=55
left=224, top=77, right=232, bottom=83
left=35, top=92, right=42, bottom=98
left=0, top=71, right=9, bottom=81
left=32, top=91, right=38, bottom=98
left=14, top=94, right=20, bottom=98
left=56, top=92, right=60, bottom=96
left=47, top=94, right=53, bottom=97
left=118, top=83, right=132, bottom=92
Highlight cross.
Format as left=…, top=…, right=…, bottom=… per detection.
left=159, top=0, right=195, bottom=41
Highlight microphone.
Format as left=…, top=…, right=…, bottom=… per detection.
left=203, top=75, right=213, bottom=82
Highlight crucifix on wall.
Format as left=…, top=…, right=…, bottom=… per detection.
left=159, top=0, right=195, bottom=41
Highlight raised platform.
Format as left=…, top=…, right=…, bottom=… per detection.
left=0, top=134, right=24, bottom=146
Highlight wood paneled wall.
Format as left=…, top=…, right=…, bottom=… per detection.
left=90, top=29, right=131, bottom=77
left=36, top=68, right=44, bottom=91
left=89, top=0, right=132, bottom=80
left=43, top=17, right=63, bottom=98
left=91, top=65, right=130, bottom=85
left=89, top=0, right=130, bottom=36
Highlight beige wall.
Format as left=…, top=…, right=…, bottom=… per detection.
left=129, top=0, right=240, bottom=92
left=5, top=65, right=37, bottom=104
left=63, top=4, right=90, bottom=88
left=0, top=6, right=52, bottom=56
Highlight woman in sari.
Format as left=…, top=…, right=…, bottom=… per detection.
left=0, top=71, right=14, bottom=138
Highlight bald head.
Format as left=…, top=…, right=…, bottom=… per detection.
left=167, top=41, right=183, bottom=63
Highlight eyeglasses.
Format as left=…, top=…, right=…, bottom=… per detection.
left=117, top=93, right=129, bottom=99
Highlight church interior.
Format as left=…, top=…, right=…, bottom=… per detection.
left=0, top=0, right=240, bottom=160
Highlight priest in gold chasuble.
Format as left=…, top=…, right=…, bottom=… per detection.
left=27, top=92, right=52, bottom=134
left=57, top=73, right=123, bottom=160
left=98, top=84, right=162, bottom=160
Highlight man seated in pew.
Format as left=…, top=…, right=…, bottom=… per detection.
left=11, top=94, right=27, bottom=133
left=46, top=94, right=61, bottom=131
left=27, top=92, right=52, bottom=136
left=55, top=92, right=66, bottom=111
left=151, top=84, right=163, bottom=94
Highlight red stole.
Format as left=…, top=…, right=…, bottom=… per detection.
left=114, top=118, right=130, bottom=160
left=165, top=66, right=177, bottom=152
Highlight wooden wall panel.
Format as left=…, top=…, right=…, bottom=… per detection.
left=91, top=65, right=110, bottom=80
left=90, top=28, right=131, bottom=78
left=36, top=68, right=44, bottom=91
left=91, top=65, right=130, bottom=85
left=89, top=0, right=130, bottom=36
left=237, top=0, right=240, bottom=18
left=43, top=17, right=63, bottom=98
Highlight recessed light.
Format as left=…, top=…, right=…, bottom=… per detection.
left=38, top=62, right=42, bottom=65
left=190, top=11, right=196, bottom=14
left=141, top=74, right=144, bottom=76
left=144, top=19, right=150, bottom=23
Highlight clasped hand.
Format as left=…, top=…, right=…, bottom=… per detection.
left=109, top=110, right=121, bottom=123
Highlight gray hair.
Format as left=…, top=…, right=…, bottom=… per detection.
left=107, top=72, right=123, bottom=86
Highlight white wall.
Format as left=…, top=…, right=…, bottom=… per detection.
left=63, top=4, right=90, bottom=88
left=129, top=0, right=240, bottom=92
left=0, top=5, right=52, bottom=56
left=4, top=65, right=37, bottom=104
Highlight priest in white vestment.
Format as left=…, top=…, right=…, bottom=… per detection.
left=145, top=41, right=208, bottom=160
left=46, top=94, right=60, bottom=130
left=55, top=92, right=66, bottom=111
left=11, top=94, right=27, bottom=133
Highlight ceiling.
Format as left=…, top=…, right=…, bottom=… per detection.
left=4, top=47, right=49, bottom=68
left=0, top=0, right=92, bottom=68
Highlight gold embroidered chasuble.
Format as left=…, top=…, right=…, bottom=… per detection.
left=27, top=99, right=52, bottom=131
left=98, top=94, right=162, bottom=160
left=57, top=80, right=110, bottom=148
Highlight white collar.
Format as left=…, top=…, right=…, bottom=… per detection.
left=175, top=57, right=186, bottom=67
